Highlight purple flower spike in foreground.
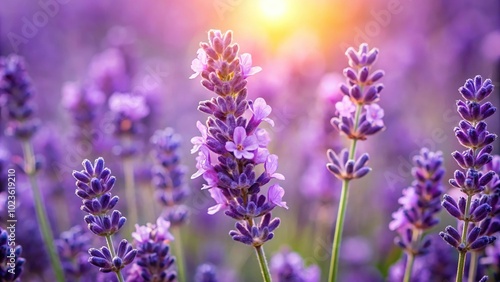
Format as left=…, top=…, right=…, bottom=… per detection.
left=389, top=148, right=445, bottom=282
left=439, top=76, right=497, bottom=282
left=326, top=43, right=385, bottom=282
left=73, top=157, right=137, bottom=281
left=190, top=29, right=286, bottom=282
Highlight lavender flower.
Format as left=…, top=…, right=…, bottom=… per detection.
left=190, top=29, right=286, bottom=281
left=109, top=92, right=149, bottom=234
left=0, top=227, right=25, bottom=282
left=439, top=75, right=497, bottom=282
left=56, top=225, right=95, bottom=280
left=151, top=127, right=189, bottom=226
left=482, top=238, right=500, bottom=281
left=1, top=54, right=64, bottom=281
left=326, top=43, right=385, bottom=281
left=127, top=217, right=176, bottom=282
left=62, top=81, right=105, bottom=128
left=73, top=157, right=137, bottom=281
left=388, top=235, right=456, bottom=282
left=270, top=248, right=320, bottom=282
left=389, top=148, right=444, bottom=282
left=0, top=54, right=38, bottom=139
left=194, top=264, right=218, bottom=282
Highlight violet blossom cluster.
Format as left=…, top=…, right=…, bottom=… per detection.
left=389, top=148, right=444, bottom=256
left=190, top=29, right=288, bottom=247
left=72, top=157, right=137, bottom=275
left=127, top=217, right=176, bottom=282
left=326, top=43, right=385, bottom=181
left=0, top=54, right=39, bottom=140
left=439, top=76, right=497, bottom=253
left=109, top=92, right=150, bottom=157
left=56, top=226, right=94, bottom=280
left=61, top=81, right=105, bottom=138
left=0, top=227, right=25, bottom=282
left=269, top=248, right=320, bottom=282
left=151, top=128, right=189, bottom=226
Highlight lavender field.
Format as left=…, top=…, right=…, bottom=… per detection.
left=1, top=0, right=500, bottom=281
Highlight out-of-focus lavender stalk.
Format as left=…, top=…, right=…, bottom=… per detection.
left=439, top=76, right=497, bottom=282
left=0, top=54, right=65, bottom=281
left=326, top=44, right=385, bottom=282
left=72, top=158, right=137, bottom=281
left=190, top=30, right=287, bottom=282
left=389, top=148, right=444, bottom=282
left=109, top=92, right=150, bottom=235
left=150, top=127, right=190, bottom=282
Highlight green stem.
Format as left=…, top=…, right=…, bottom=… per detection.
left=105, top=235, right=125, bottom=282
left=468, top=251, right=478, bottom=282
left=123, top=157, right=139, bottom=237
left=328, top=104, right=362, bottom=282
left=403, top=253, right=415, bottom=282
left=328, top=179, right=350, bottom=282
left=456, top=194, right=473, bottom=282
left=21, top=141, right=65, bottom=282
left=255, top=245, right=272, bottom=282
left=172, top=227, right=187, bottom=282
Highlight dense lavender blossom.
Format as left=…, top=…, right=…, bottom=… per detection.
left=151, top=127, right=189, bottom=226
left=439, top=76, right=497, bottom=281
left=56, top=226, right=95, bottom=280
left=0, top=227, right=25, bottom=282
left=62, top=81, right=105, bottom=127
left=127, top=217, right=176, bottom=282
left=190, top=30, right=287, bottom=249
left=269, top=248, right=320, bottom=282
left=73, top=157, right=137, bottom=279
left=326, top=43, right=385, bottom=180
left=389, top=148, right=444, bottom=281
left=0, top=54, right=38, bottom=139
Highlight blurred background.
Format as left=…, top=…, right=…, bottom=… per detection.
left=1, top=0, right=500, bottom=281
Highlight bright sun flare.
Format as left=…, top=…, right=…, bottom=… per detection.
left=259, top=0, right=288, bottom=20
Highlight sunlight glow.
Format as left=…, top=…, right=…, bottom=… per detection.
left=259, top=0, right=288, bottom=20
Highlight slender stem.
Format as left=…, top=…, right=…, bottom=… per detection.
left=456, top=194, right=473, bottom=282
left=172, top=227, right=186, bottom=282
left=105, top=235, right=125, bottom=282
left=328, top=104, right=363, bottom=282
left=122, top=157, right=139, bottom=236
left=403, top=253, right=415, bottom=282
left=21, top=141, right=65, bottom=282
left=468, top=251, right=478, bottom=282
left=255, top=245, right=272, bottom=282
left=328, top=179, right=350, bottom=282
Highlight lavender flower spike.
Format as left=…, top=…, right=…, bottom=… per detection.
left=439, top=75, right=497, bottom=282
left=73, top=157, right=137, bottom=281
left=1, top=54, right=64, bottom=281
left=389, top=148, right=444, bottom=282
left=0, top=227, right=25, bottom=282
left=127, top=217, right=176, bottom=282
left=190, top=29, right=286, bottom=282
left=327, top=43, right=385, bottom=282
